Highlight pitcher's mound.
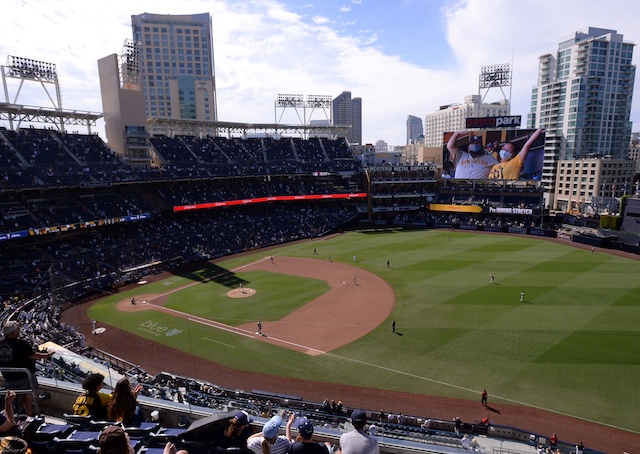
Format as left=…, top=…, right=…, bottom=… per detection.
left=227, top=288, right=256, bottom=298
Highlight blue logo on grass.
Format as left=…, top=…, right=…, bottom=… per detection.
left=138, top=320, right=182, bottom=337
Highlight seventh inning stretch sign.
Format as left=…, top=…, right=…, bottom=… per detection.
left=428, top=204, right=538, bottom=216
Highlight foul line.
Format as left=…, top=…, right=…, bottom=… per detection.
left=202, top=337, right=236, bottom=349
left=327, top=354, right=638, bottom=434
left=148, top=297, right=326, bottom=355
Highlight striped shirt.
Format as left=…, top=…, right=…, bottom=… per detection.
left=453, top=150, right=498, bottom=179
left=247, top=435, right=291, bottom=454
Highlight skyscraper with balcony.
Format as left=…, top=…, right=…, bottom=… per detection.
left=527, top=27, right=635, bottom=207
left=332, top=91, right=362, bottom=145
left=131, top=12, right=217, bottom=121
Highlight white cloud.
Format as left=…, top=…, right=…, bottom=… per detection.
left=312, top=15, right=330, bottom=25
left=0, top=0, right=638, bottom=147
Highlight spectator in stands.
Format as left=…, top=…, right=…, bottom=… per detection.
left=107, top=378, right=143, bottom=426
left=216, top=410, right=254, bottom=449
left=287, top=417, right=332, bottom=454
left=163, top=441, right=189, bottom=454
left=98, top=424, right=134, bottom=454
left=72, top=372, right=111, bottom=420
left=246, top=414, right=293, bottom=454
left=453, top=416, right=461, bottom=434
left=0, top=436, right=28, bottom=454
left=0, top=390, right=17, bottom=434
left=484, top=141, right=499, bottom=161
left=488, top=128, right=544, bottom=180
left=337, top=410, right=379, bottom=454
left=0, top=321, right=53, bottom=415
left=446, top=132, right=498, bottom=179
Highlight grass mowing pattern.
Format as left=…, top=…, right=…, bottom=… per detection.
left=89, top=229, right=640, bottom=431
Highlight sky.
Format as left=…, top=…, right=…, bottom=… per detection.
left=1, top=0, right=639, bottom=147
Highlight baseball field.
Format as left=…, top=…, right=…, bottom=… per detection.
left=84, top=229, right=640, bottom=441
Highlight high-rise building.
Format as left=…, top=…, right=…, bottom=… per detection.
left=406, top=115, right=423, bottom=145
left=527, top=27, right=635, bottom=208
left=333, top=91, right=362, bottom=145
left=424, top=95, right=510, bottom=147
left=554, top=157, right=635, bottom=214
left=131, top=12, right=217, bottom=121
left=628, top=132, right=640, bottom=174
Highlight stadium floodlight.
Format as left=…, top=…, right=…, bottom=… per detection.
left=479, top=63, right=511, bottom=88
left=305, top=95, right=332, bottom=108
left=6, top=55, right=57, bottom=82
left=276, top=94, right=304, bottom=107
left=119, top=39, right=142, bottom=86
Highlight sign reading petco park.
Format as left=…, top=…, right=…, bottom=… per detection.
left=466, top=116, right=522, bottom=129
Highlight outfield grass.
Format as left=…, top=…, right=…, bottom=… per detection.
left=89, top=229, right=640, bottom=432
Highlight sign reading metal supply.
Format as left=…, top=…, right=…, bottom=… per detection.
left=466, top=116, right=522, bottom=129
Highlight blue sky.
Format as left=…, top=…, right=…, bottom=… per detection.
left=1, top=0, right=639, bottom=147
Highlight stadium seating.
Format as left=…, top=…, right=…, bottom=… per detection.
left=0, top=128, right=627, bottom=454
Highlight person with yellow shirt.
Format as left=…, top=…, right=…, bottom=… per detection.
left=489, top=128, right=544, bottom=180
left=72, top=373, right=111, bottom=420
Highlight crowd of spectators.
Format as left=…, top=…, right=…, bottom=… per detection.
left=0, top=128, right=360, bottom=188
left=0, top=127, right=612, bottom=454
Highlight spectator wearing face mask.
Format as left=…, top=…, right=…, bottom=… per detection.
left=446, top=132, right=498, bottom=179
left=489, top=128, right=544, bottom=180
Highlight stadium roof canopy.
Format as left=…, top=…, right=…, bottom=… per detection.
left=147, top=117, right=351, bottom=140
left=0, top=102, right=102, bottom=133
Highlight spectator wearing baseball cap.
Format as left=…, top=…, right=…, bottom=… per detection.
left=246, top=414, right=292, bottom=454
left=446, top=131, right=498, bottom=179
left=287, top=417, right=333, bottom=454
left=217, top=410, right=254, bottom=449
left=336, top=410, right=379, bottom=454
left=484, top=141, right=499, bottom=160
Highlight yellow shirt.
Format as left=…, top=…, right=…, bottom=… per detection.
left=489, top=155, right=523, bottom=179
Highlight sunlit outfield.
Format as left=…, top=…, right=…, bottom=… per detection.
left=89, top=229, right=640, bottom=433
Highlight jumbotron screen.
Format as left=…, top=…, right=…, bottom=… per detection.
left=442, top=128, right=545, bottom=180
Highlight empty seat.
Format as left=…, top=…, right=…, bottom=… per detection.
left=49, top=430, right=101, bottom=454
left=147, top=427, right=186, bottom=448
left=85, top=419, right=118, bottom=431
left=63, top=413, right=93, bottom=430
left=125, top=421, right=161, bottom=441
left=136, top=448, right=165, bottom=454
left=30, top=423, right=74, bottom=454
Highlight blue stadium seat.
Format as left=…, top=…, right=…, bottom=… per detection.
left=49, top=430, right=101, bottom=454
left=63, top=413, right=93, bottom=430
left=30, top=423, right=74, bottom=454
left=125, top=421, right=161, bottom=441
left=147, top=427, right=186, bottom=448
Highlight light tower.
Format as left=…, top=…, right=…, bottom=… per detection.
left=478, top=63, right=512, bottom=104
left=274, top=93, right=332, bottom=138
left=1, top=55, right=64, bottom=131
